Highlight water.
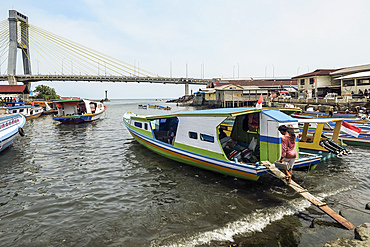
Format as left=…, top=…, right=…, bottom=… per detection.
left=1, top=99, right=369, bottom=246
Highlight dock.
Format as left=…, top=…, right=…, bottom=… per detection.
left=261, top=161, right=355, bottom=230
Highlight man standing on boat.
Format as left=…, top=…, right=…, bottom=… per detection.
left=278, top=125, right=297, bottom=183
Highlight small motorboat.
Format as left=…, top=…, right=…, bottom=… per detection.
left=1, top=101, right=43, bottom=120
left=123, top=107, right=322, bottom=181
left=52, top=99, right=107, bottom=124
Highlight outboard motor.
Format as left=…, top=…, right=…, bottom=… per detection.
left=241, top=149, right=257, bottom=163
left=228, top=150, right=242, bottom=162
left=319, top=140, right=340, bottom=155
left=320, top=133, right=351, bottom=156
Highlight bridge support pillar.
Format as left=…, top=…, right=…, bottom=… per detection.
left=7, top=10, right=31, bottom=87
left=8, top=76, right=17, bottom=85
left=185, top=83, right=189, bottom=96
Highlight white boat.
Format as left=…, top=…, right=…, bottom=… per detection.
left=0, top=113, right=26, bottom=153
left=0, top=101, right=43, bottom=120
left=52, top=99, right=107, bottom=124
left=123, top=107, right=322, bottom=181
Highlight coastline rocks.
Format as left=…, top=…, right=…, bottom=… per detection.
left=324, top=223, right=370, bottom=247
left=354, top=223, right=370, bottom=242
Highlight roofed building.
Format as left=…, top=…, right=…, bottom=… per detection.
left=0, top=85, right=30, bottom=100
left=292, top=69, right=339, bottom=98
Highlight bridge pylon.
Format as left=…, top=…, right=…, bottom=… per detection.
left=8, top=10, right=32, bottom=89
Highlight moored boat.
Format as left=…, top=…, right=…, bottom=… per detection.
left=0, top=101, right=43, bottom=120
left=32, top=101, right=58, bottom=115
left=297, top=118, right=350, bottom=159
left=52, top=99, right=107, bottom=124
left=292, top=110, right=370, bottom=124
left=0, top=113, right=26, bottom=153
left=123, top=107, right=322, bottom=181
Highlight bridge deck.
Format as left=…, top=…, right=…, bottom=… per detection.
left=0, top=75, right=212, bottom=84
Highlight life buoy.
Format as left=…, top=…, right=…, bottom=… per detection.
left=18, top=127, right=25, bottom=137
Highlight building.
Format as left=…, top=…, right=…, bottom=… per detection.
left=291, top=69, right=339, bottom=98
left=193, top=78, right=298, bottom=107
left=330, top=64, right=370, bottom=96
left=0, top=85, right=30, bottom=101
left=292, top=64, right=370, bottom=98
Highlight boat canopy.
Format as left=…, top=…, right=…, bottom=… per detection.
left=297, top=118, right=344, bottom=124
left=262, top=109, right=297, bottom=123
left=139, top=107, right=299, bottom=120
left=52, top=99, right=84, bottom=103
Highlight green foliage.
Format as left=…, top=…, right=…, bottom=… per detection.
left=34, top=85, right=60, bottom=100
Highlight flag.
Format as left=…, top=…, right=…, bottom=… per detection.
left=341, top=121, right=361, bottom=137
left=256, top=93, right=264, bottom=109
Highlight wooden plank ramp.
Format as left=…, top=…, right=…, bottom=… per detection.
left=261, top=161, right=355, bottom=230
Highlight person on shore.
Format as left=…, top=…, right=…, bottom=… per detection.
left=278, top=125, right=297, bottom=183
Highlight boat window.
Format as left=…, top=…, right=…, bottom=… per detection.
left=152, top=117, right=179, bottom=145
left=144, top=123, right=148, bottom=130
left=189, top=131, right=197, bottom=139
left=20, top=109, right=24, bottom=112
left=134, top=122, right=143, bottom=128
left=200, top=133, right=214, bottom=143
left=12, top=110, right=17, bottom=113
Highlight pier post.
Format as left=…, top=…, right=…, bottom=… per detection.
left=185, top=83, right=189, bottom=96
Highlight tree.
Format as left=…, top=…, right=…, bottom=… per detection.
left=34, top=85, right=59, bottom=100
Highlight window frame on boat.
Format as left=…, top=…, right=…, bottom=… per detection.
left=188, top=131, right=198, bottom=139
left=200, top=133, right=215, bottom=143
left=134, top=122, right=143, bottom=128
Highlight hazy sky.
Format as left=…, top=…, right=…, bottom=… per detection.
left=1, top=0, right=370, bottom=99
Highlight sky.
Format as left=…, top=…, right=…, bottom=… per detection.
left=1, top=0, right=370, bottom=99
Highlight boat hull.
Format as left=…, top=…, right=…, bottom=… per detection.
left=25, top=112, right=42, bottom=120
left=0, top=114, right=26, bottom=153
left=53, top=112, right=104, bottom=124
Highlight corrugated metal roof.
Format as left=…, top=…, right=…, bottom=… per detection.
left=292, top=69, right=338, bottom=79
left=335, top=71, right=370, bottom=80
left=0, top=85, right=29, bottom=94
left=330, top=64, right=370, bottom=76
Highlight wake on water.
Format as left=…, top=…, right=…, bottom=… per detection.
left=151, top=185, right=355, bottom=247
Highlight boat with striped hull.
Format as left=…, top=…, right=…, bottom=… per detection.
left=123, top=108, right=322, bottom=181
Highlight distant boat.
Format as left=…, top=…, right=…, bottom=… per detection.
left=148, top=103, right=171, bottom=110
left=52, top=99, right=107, bottom=124
left=0, top=113, right=26, bottom=153
left=0, top=101, right=43, bottom=120
left=138, top=104, right=147, bottom=109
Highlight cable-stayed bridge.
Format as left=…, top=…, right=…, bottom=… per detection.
left=0, top=10, right=212, bottom=95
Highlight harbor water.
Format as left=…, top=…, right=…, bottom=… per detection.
left=0, top=99, right=369, bottom=246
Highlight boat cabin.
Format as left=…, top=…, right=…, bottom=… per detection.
left=126, top=108, right=300, bottom=164
left=53, top=99, right=104, bottom=116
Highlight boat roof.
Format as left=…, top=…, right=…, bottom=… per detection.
left=298, top=118, right=343, bottom=123
left=52, top=99, right=84, bottom=103
left=138, top=107, right=299, bottom=120
left=263, top=109, right=297, bottom=122
left=5, top=105, right=32, bottom=109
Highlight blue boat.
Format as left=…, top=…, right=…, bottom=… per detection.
left=0, top=113, right=26, bottom=153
